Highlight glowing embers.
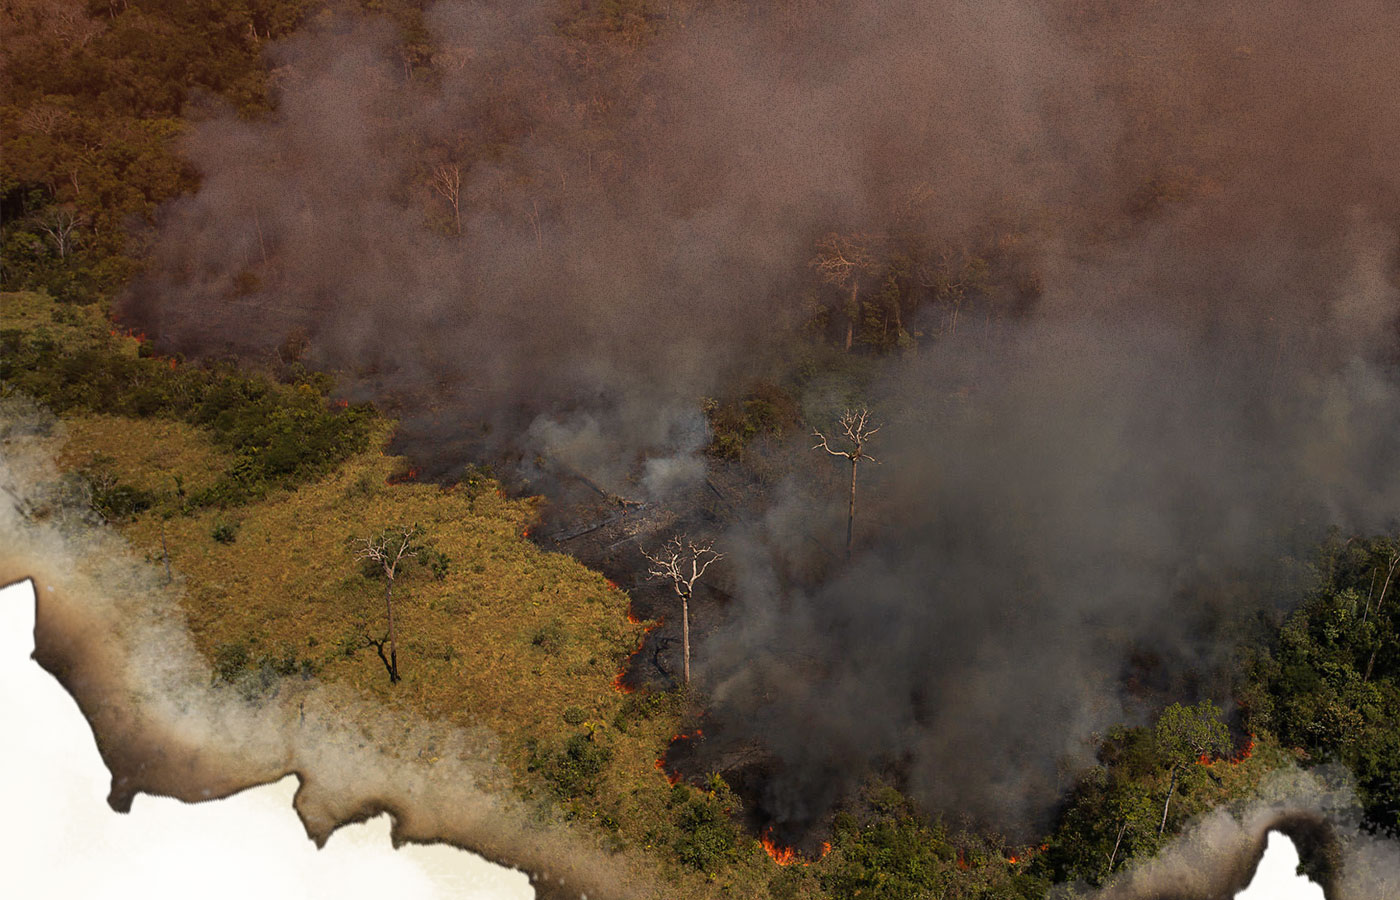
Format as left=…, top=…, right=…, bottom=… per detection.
left=610, top=600, right=659, bottom=694
left=1197, top=733, right=1257, bottom=767
left=653, top=756, right=681, bottom=786
left=654, top=729, right=703, bottom=785
left=385, top=466, right=419, bottom=485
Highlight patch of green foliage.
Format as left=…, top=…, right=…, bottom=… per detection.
left=821, top=797, right=952, bottom=900
left=78, top=455, right=156, bottom=522
left=1244, top=532, right=1400, bottom=834
left=672, top=788, right=741, bottom=872
left=212, top=638, right=318, bottom=701
left=703, top=381, right=801, bottom=459
left=1, top=302, right=374, bottom=507
left=530, top=732, right=614, bottom=799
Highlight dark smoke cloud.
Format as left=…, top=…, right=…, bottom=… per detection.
left=122, top=0, right=1400, bottom=841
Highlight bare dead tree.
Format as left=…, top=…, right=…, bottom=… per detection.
left=353, top=524, right=424, bottom=683
left=811, top=233, right=880, bottom=351
left=34, top=207, right=83, bottom=260
left=813, top=408, right=881, bottom=561
left=429, top=162, right=463, bottom=235
left=641, top=536, right=722, bottom=686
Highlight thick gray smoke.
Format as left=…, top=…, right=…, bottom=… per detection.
left=703, top=215, right=1400, bottom=833
left=123, top=0, right=1400, bottom=840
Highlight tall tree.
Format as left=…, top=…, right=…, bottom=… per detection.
left=641, top=536, right=722, bottom=686
left=353, top=523, right=424, bottom=684
left=811, top=233, right=880, bottom=351
left=1153, top=701, right=1231, bottom=834
left=813, top=407, right=881, bottom=561
left=429, top=162, right=463, bottom=236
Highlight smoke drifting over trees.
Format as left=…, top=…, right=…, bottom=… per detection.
left=123, top=0, right=1400, bottom=843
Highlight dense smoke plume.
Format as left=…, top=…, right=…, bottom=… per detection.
left=122, top=0, right=1400, bottom=841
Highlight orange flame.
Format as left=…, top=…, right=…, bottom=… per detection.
left=957, top=849, right=968, bottom=870
left=761, top=831, right=801, bottom=866
left=760, top=828, right=830, bottom=866
left=1231, top=735, right=1256, bottom=763
left=385, top=467, right=419, bottom=485
left=606, top=578, right=621, bottom=591
left=610, top=611, right=660, bottom=693
left=522, top=527, right=532, bottom=538
left=653, top=757, right=681, bottom=785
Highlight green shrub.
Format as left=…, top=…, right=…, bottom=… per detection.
left=820, top=804, right=950, bottom=900
left=673, top=796, right=739, bottom=871
left=420, top=547, right=451, bottom=580
left=0, top=316, right=375, bottom=510
left=531, top=733, right=613, bottom=798
left=211, top=521, right=238, bottom=544
left=213, top=642, right=249, bottom=681
left=530, top=620, right=568, bottom=653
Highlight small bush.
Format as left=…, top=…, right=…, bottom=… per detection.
left=530, top=620, right=567, bottom=653
left=420, top=547, right=451, bottom=580
left=459, top=462, right=495, bottom=496
left=673, top=797, right=739, bottom=871
left=211, top=521, right=238, bottom=544
left=562, top=706, right=589, bottom=726
left=213, top=642, right=249, bottom=681
left=531, top=733, right=613, bottom=798
left=89, top=480, right=155, bottom=522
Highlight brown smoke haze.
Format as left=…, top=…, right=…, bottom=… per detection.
left=92, top=0, right=1400, bottom=878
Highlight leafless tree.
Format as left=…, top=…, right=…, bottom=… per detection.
left=430, top=162, right=463, bottom=236
left=354, top=524, right=424, bottom=683
left=813, top=408, right=881, bottom=561
left=35, top=207, right=83, bottom=260
left=811, top=233, right=880, bottom=351
left=641, top=536, right=722, bottom=686
left=19, top=105, right=70, bottom=136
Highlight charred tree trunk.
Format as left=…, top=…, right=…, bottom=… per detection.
left=384, top=576, right=400, bottom=683
left=845, top=281, right=858, bottom=351
left=681, top=590, right=691, bottom=686
left=846, top=458, right=858, bottom=561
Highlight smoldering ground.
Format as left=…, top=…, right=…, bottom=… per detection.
left=698, top=213, right=1400, bottom=837
left=118, top=0, right=1400, bottom=856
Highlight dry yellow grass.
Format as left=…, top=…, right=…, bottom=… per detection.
left=8, top=289, right=802, bottom=895
left=56, top=414, right=232, bottom=497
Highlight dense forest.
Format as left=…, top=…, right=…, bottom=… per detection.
left=4, top=1, right=1400, bottom=898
